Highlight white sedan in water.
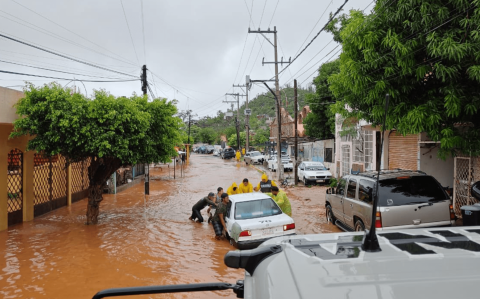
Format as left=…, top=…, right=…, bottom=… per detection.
left=225, top=193, right=295, bottom=249
left=267, top=155, right=293, bottom=172
left=298, top=161, right=332, bottom=185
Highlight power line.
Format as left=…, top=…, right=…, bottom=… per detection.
left=277, top=0, right=350, bottom=77
left=9, top=0, right=138, bottom=67
left=0, top=32, right=139, bottom=78
left=120, top=0, right=140, bottom=65
left=0, top=59, right=128, bottom=79
left=0, top=69, right=140, bottom=83
left=0, top=9, right=137, bottom=68
left=258, top=0, right=268, bottom=27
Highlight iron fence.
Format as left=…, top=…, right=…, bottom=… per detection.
left=7, top=149, right=23, bottom=226
left=71, top=157, right=91, bottom=202
left=453, top=156, right=480, bottom=218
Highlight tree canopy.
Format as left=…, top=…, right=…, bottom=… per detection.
left=11, top=83, right=181, bottom=223
left=304, top=60, right=340, bottom=139
left=328, top=0, right=480, bottom=157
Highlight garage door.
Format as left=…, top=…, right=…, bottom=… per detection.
left=388, top=133, right=418, bottom=170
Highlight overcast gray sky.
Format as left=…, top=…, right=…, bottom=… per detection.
left=0, top=0, right=374, bottom=117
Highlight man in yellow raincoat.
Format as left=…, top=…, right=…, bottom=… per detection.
left=235, top=150, right=241, bottom=161
left=254, top=173, right=277, bottom=193
left=227, top=182, right=241, bottom=195
left=238, top=178, right=253, bottom=193
left=265, top=186, right=292, bottom=216
left=242, top=148, right=245, bottom=156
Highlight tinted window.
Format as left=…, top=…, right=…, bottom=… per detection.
left=347, top=178, right=357, bottom=198
left=359, top=179, right=374, bottom=205
left=234, top=198, right=282, bottom=220
left=337, top=178, right=347, bottom=196
left=379, top=176, right=449, bottom=206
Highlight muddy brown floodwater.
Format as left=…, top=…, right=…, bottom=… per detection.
left=0, top=155, right=340, bottom=299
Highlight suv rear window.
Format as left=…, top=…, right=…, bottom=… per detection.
left=379, top=176, right=448, bottom=206
left=234, top=198, right=282, bottom=220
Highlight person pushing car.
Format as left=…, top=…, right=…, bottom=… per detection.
left=189, top=192, right=216, bottom=223
left=238, top=178, right=253, bottom=193
left=254, top=173, right=277, bottom=193
left=265, top=186, right=292, bottom=216
left=212, top=193, right=230, bottom=240
left=227, top=182, right=241, bottom=195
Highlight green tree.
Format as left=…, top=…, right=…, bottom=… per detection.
left=328, top=1, right=480, bottom=157
left=228, top=131, right=246, bottom=148
left=252, top=128, right=270, bottom=146
left=11, top=83, right=181, bottom=224
left=198, top=127, right=216, bottom=144
left=304, top=60, right=340, bottom=139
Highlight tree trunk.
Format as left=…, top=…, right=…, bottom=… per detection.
left=86, top=184, right=104, bottom=224
left=85, top=156, right=122, bottom=225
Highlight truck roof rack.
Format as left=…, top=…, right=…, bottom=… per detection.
left=356, top=169, right=427, bottom=179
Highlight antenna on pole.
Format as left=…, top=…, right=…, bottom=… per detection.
left=361, top=93, right=389, bottom=252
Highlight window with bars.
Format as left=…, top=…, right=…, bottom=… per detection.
left=353, top=131, right=364, bottom=163
left=364, top=130, right=374, bottom=171
left=342, top=145, right=350, bottom=177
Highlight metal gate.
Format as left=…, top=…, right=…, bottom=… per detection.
left=7, top=149, right=23, bottom=226
left=453, top=156, right=479, bottom=218
left=71, top=157, right=91, bottom=203
left=312, top=142, right=324, bottom=162
left=33, top=154, right=68, bottom=217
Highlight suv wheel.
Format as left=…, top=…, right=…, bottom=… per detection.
left=326, top=204, right=335, bottom=224
left=303, top=178, right=308, bottom=186
left=354, top=220, right=365, bottom=232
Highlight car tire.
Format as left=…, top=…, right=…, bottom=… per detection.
left=354, top=220, right=365, bottom=232
left=303, top=178, right=308, bottom=186
left=326, top=204, right=335, bottom=224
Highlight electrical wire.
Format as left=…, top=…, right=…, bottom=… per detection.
left=258, top=0, right=268, bottom=27
left=0, top=32, right=139, bottom=78
left=276, top=0, right=350, bottom=77
left=0, top=59, right=131, bottom=79
left=0, top=10, right=137, bottom=68
left=120, top=0, right=140, bottom=65
left=0, top=69, right=140, bottom=82
left=9, top=0, right=138, bottom=67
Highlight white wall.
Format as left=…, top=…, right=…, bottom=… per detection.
left=420, top=145, right=454, bottom=187
left=0, top=87, right=24, bottom=124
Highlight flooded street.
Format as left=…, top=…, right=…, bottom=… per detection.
left=0, top=155, right=339, bottom=299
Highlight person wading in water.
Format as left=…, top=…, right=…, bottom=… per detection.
left=253, top=173, right=277, bottom=193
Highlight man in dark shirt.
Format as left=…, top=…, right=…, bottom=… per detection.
left=212, top=193, right=230, bottom=240
left=189, top=192, right=216, bottom=223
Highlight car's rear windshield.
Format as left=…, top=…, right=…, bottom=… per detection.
left=234, top=198, right=282, bottom=220
left=379, top=176, right=448, bottom=206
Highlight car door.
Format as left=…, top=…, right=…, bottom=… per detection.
left=342, top=177, right=358, bottom=229
left=225, top=200, right=235, bottom=234
left=298, top=163, right=305, bottom=180
left=331, top=176, right=347, bottom=223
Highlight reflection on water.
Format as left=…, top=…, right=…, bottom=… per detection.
left=0, top=155, right=339, bottom=298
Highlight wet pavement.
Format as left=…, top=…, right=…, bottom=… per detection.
left=0, top=154, right=340, bottom=299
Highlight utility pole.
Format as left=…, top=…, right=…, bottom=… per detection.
left=225, top=93, right=246, bottom=150
left=187, top=112, right=191, bottom=165
left=294, top=79, right=298, bottom=185
left=233, top=80, right=250, bottom=152
left=249, top=26, right=290, bottom=180
left=141, top=65, right=149, bottom=195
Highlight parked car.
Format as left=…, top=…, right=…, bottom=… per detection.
left=298, top=161, right=332, bottom=185
left=204, top=145, right=215, bottom=154
left=213, top=149, right=220, bottom=156
left=244, top=151, right=265, bottom=165
left=197, top=145, right=207, bottom=154
left=221, top=148, right=236, bottom=159
left=267, top=155, right=293, bottom=172
left=325, top=169, right=455, bottom=232
left=225, top=193, right=296, bottom=249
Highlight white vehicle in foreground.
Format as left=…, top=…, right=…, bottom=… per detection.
left=224, top=225, right=480, bottom=298
left=267, top=155, right=293, bottom=172
left=225, top=193, right=295, bottom=249
left=298, top=161, right=332, bottom=185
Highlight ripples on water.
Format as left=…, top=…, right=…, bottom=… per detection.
left=0, top=156, right=339, bottom=298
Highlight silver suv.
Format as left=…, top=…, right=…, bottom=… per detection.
left=325, top=170, right=455, bottom=231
